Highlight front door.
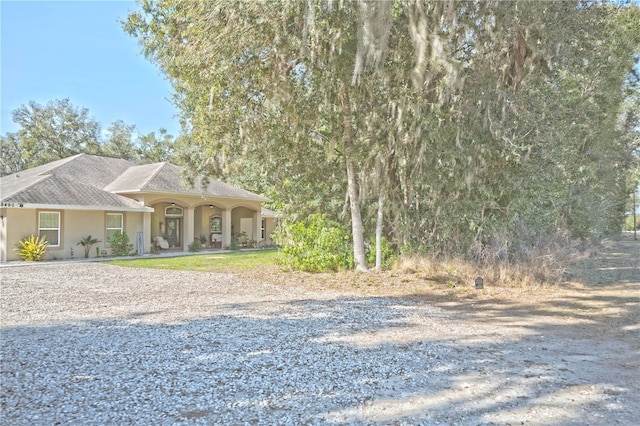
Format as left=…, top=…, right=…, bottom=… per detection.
left=165, top=217, right=181, bottom=248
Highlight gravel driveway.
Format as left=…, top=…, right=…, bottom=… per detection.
left=1, top=257, right=639, bottom=425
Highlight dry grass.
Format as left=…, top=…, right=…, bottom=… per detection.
left=243, top=234, right=611, bottom=303
left=240, top=255, right=563, bottom=302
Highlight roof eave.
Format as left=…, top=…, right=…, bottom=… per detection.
left=112, top=189, right=270, bottom=203
left=0, top=203, right=154, bottom=213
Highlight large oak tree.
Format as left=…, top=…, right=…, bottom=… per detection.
left=125, top=0, right=640, bottom=267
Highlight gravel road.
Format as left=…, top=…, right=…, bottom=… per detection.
left=1, top=251, right=638, bottom=425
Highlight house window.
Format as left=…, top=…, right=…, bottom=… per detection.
left=210, top=216, right=222, bottom=233
left=39, top=211, right=60, bottom=247
left=261, top=219, right=266, bottom=239
left=165, top=206, right=183, bottom=216
left=106, top=213, right=123, bottom=242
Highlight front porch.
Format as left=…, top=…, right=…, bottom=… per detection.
left=148, top=200, right=271, bottom=253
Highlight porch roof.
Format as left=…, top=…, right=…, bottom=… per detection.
left=105, top=162, right=270, bottom=202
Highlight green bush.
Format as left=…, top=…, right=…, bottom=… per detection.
left=188, top=240, right=201, bottom=252
left=274, top=214, right=353, bottom=272
left=15, top=235, right=49, bottom=261
left=624, top=214, right=639, bottom=231
left=108, top=231, right=133, bottom=257
left=77, top=235, right=101, bottom=258
left=366, top=236, right=395, bottom=269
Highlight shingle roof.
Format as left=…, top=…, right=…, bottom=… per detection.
left=4, top=175, right=145, bottom=209
left=102, top=163, right=164, bottom=193
left=261, top=208, right=279, bottom=218
left=106, top=162, right=270, bottom=202
left=1, top=154, right=269, bottom=209
left=1, top=154, right=140, bottom=209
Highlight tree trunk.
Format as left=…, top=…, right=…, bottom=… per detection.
left=375, top=181, right=385, bottom=272
left=341, top=87, right=368, bottom=272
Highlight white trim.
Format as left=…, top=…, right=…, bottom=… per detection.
left=38, top=211, right=60, bottom=247
left=165, top=206, right=184, bottom=216
left=106, top=213, right=124, bottom=243
left=1, top=203, right=153, bottom=213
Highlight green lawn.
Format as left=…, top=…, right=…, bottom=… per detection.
left=107, top=249, right=279, bottom=272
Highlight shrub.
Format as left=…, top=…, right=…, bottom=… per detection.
left=188, top=240, right=201, bottom=252
left=366, top=236, right=395, bottom=270
left=108, top=231, right=133, bottom=257
left=274, top=214, right=353, bottom=272
left=15, top=235, right=49, bottom=261
left=77, top=235, right=101, bottom=258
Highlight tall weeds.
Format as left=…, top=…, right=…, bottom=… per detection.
left=396, top=230, right=582, bottom=287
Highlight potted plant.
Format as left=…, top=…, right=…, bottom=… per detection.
left=199, top=234, right=208, bottom=248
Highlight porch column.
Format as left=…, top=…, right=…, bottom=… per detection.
left=253, top=209, right=262, bottom=242
left=184, top=207, right=194, bottom=251
left=222, top=209, right=232, bottom=248
left=143, top=211, right=151, bottom=254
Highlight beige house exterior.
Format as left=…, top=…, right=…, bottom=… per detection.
left=0, top=154, right=278, bottom=262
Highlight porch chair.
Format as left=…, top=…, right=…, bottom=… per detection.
left=155, top=236, right=170, bottom=250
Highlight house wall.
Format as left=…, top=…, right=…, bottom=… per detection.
left=231, top=206, right=256, bottom=240
left=123, top=212, right=145, bottom=255
left=1, top=208, right=146, bottom=262
left=64, top=210, right=105, bottom=258
left=2, top=208, right=37, bottom=261
left=197, top=205, right=222, bottom=243
left=0, top=208, right=6, bottom=262
left=63, top=210, right=144, bottom=259
left=263, top=217, right=278, bottom=245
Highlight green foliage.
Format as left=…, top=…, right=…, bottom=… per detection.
left=9, top=98, right=101, bottom=170
left=0, top=132, right=26, bottom=176
left=366, top=236, right=395, bottom=270
left=126, top=0, right=640, bottom=266
left=102, top=119, right=138, bottom=161
left=275, top=214, right=354, bottom=272
left=624, top=213, right=639, bottom=231
left=77, top=235, right=101, bottom=258
left=108, top=231, right=133, bottom=257
left=15, top=235, right=49, bottom=261
left=2, top=98, right=177, bottom=175
left=188, top=240, right=201, bottom=252
left=137, top=128, right=174, bottom=164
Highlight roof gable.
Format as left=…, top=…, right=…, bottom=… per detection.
left=103, top=163, right=164, bottom=192
left=107, top=162, right=269, bottom=202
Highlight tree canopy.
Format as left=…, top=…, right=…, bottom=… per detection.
left=121, top=1, right=632, bottom=268
left=1, top=98, right=177, bottom=175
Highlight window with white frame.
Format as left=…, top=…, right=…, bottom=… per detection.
left=39, top=211, right=60, bottom=247
left=106, top=213, right=123, bottom=243
left=261, top=219, right=266, bottom=239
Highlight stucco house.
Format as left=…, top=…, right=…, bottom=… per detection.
left=0, top=154, right=278, bottom=262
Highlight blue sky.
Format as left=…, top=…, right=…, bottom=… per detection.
left=1, top=0, right=180, bottom=137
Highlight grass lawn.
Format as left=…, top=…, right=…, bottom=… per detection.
left=107, top=249, right=280, bottom=272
